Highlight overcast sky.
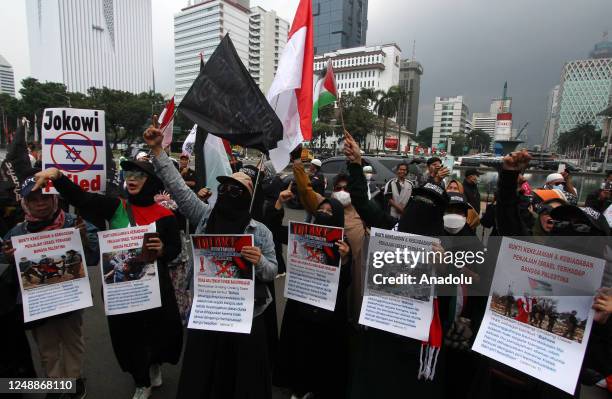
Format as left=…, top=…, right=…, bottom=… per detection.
left=1, top=0, right=610, bottom=145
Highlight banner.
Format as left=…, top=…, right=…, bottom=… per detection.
left=472, top=237, right=605, bottom=394
left=285, top=221, right=344, bottom=311
left=12, top=228, right=93, bottom=322
left=358, top=228, right=435, bottom=340
left=188, top=234, right=254, bottom=333
left=98, top=224, right=162, bottom=315
left=41, top=108, right=106, bottom=194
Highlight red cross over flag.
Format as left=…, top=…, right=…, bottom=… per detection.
left=41, top=108, right=107, bottom=194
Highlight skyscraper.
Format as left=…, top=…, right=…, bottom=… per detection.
left=249, top=6, right=289, bottom=94
left=542, top=85, right=560, bottom=151
left=26, top=0, right=154, bottom=94
left=397, top=59, right=423, bottom=133
left=0, top=54, right=15, bottom=97
left=174, top=0, right=250, bottom=102
left=313, top=0, right=368, bottom=55
left=432, top=96, right=469, bottom=148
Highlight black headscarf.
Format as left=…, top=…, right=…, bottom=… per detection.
left=205, top=185, right=252, bottom=234
left=397, top=197, right=445, bottom=237
left=121, top=160, right=164, bottom=207
left=313, top=198, right=345, bottom=228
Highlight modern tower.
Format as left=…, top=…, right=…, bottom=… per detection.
left=542, top=85, right=560, bottom=151
left=432, top=96, right=469, bottom=148
left=313, top=0, right=368, bottom=55
left=0, top=54, right=15, bottom=97
left=26, top=0, right=154, bottom=94
left=397, top=59, right=423, bottom=133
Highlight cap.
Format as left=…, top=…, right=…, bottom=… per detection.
left=311, top=159, right=322, bottom=168
left=135, top=151, right=149, bottom=161
left=447, top=193, right=471, bottom=213
left=121, top=159, right=157, bottom=177
left=532, top=189, right=567, bottom=214
left=20, top=176, right=38, bottom=198
left=217, top=172, right=254, bottom=196
left=550, top=205, right=610, bottom=234
left=545, top=173, right=565, bottom=184
left=426, top=157, right=442, bottom=166
left=412, top=182, right=448, bottom=208
left=465, top=169, right=483, bottom=177
left=363, top=165, right=373, bottom=173
left=239, top=165, right=259, bottom=181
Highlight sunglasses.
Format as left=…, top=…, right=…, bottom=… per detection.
left=333, top=184, right=348, bottom=192
left=218, top=183, right=244, bottom=198
left=125, top=170, right=147, bottom=180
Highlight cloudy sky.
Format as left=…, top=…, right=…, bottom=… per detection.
left=1, top=0, right=610, bottom=145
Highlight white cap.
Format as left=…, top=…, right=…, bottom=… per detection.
left=136, top=151, right=148, bottom=161
left=363, top=165, right=373, bottom=173
left=545, top=173, right=564, bottom=184
left=311, top=159, right=322, bottom=168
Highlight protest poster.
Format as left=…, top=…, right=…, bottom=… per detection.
left=41, top=108, right=106, bottom=194
left=98, top=224, right=161, bottom=315
left=12, top=227, right=93, bottom=322
left=358, top=228, right=436, bottom=340
left=188, top=234, right=255, bottom=334
left=472, top=237, right=606, bottom=394
left=284, top=221, right=344, bottom=311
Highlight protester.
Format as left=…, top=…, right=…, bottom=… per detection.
left=543, top=171, right=577, bottom=204
left=267, top=187, right=351, bottom=399
left=462, top=169, right=482, bottom=214
left=33, top=162, right=183, bottom=399
left=179, top=154, right=198, bottom=192
left=383, top=162, right=412, bottom=218
left=600, top=171, right=612, bottom=190
left=1, top=174, right=100, bottom=399
left=446, top=179, right=480, bottom=230
left=142, top=127, right=277, bottom=399
left=308, top=159, right=326, bottom=196
left=421, top=156, right=449, bottom=187
left=362, top=165, right=378, bottom=200
left=585, top=188, right=611, bottom=213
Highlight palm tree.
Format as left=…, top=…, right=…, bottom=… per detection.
left=373, top=86, right=404, bottom=152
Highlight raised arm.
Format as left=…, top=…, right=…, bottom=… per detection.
left=292, top=159, right=325, bottom=213
left=495, top=150, right=532, bottom=236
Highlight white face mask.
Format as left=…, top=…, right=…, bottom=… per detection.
left=365, top=173, right=373, bottom=181
left=443, top=214, right=466, bottom=234
left=332, top=190, right=351, bottom=207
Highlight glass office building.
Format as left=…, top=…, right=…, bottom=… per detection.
left=313, top=0, right=368, bottom=55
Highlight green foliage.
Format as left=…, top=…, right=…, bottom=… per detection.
left=339, top=93, right=376, bottom=145
left=416, top=126, right=433, bottom=147
left=358, top=86, right=405, bottom=151
left=466, top=128, right=491, bottom=152
left=556, top=122, right=602, bottom=154
left=450, top=132, right=468, bottom=156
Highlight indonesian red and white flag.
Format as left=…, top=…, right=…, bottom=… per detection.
left=266, top=0, right=313, bottom=171
left=158, top=96, right=175, bottom=149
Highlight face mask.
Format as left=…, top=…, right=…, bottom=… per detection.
left=365, top=173, right=373, bottom=181
left=314, top=211, right=334, bottom=226
left=443, top=214, right=466, bottom=234
left=552, top=184, right=564, bottom=191
left=331, top=190, right=351, bottom=207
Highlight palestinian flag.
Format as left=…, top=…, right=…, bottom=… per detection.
left=312, top=60, right=337, bottom=123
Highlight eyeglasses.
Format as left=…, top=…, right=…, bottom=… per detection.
left=125, top=170, right=147, bottom=180
left=333, top=185, right=348, bottom=192
left=218, top=183, right=244, bottom=198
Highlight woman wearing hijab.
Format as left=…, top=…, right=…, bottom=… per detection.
left=446, top=179, right=481, bottom=230
left=1, top=173, right=100, bottom=399
left=265, top=186, right=351, bottom=399
left=33, top=161, right=183, bottom=399
left=142, top=127, right=278, bottom=399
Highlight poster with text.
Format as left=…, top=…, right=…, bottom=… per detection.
left=12, top=228, right=93, bottom=322
left=358, top=228, right=436, bottom=340
left=472, top=237, right=605, bottom=394
left=285, top=221, right=344, bottom=311
left=98, top=224, right=161, bottom=315
left=42, top=108, right=106, bottom=194
left=188, top=234, right=255, bottom=334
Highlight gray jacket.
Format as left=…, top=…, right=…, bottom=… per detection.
left=152, top=151, right=278, bottom=317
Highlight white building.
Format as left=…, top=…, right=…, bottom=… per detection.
left=26, top=0, right=154, bottom=94
left=0, top=54, right=15, bottom=97
left=432, top=96, right=469, bottom=148
left=542, top=85, right=560, bottom=151
left=472, top=113, right=496, bottom=141
left=248, top=7, right=289, bottom=94
left=174, top=0, right=250, bottom=103
left=313, top=43, right=401, bottom=98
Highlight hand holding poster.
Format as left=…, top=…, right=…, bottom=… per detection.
left=285, top=221, right=344, bottom=311
left=188, top=234, right=255, bottom=333
left=42, top=108, right=106, bottom=194
left=12, top=227, right=93, bottom=322
left=472, top=237, right=606, bottom=394
left=358, top=228, right=436, bottom=340
left=98, top=224, right=162, bottom=315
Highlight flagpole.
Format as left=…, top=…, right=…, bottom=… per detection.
left=249, top=152, right=266, bottom=214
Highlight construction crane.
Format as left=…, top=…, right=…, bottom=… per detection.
left=514, top=121, right=529, bottom=140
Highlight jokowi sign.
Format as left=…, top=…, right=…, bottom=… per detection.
left=42, top=108, right=106, bottom=194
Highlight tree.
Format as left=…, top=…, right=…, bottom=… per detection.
left=371, top=86, right=404, bottom=151
left=556, top=122, right=602, bottom=154
left=466, top=128, right=491, bottom=153
left=450, top=132, right=469, bottom=156
left=416, top=126, right=433, bottom=147
left=338, top=93, right=376, bottom=145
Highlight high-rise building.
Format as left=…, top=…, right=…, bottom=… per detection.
left=313, top=0, right=368, bottom=55
left=249, top=6, right=289, bottom=94
left=0, top=54, right=15, bottom=97
left=471, top=113, right=497, bottom=148
left=542, top=85, right=560, bottom=151
left=26, top=0, right=154, bottom=94
left=314, top=43, right=401, bottom=99
left=397, top=60, right=423, bottom=133
left=554, top=38, right=612, bottom=148
left=174, top=0, right=250, bottom=103
left=432, top=96, right=469, bottom=148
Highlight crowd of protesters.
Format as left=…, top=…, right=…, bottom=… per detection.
left=1, top=125, right=611, bottom=399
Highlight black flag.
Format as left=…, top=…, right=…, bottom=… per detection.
left=179, top=34, right=283, bottom=154
left=0, top=123, right=34, bottom=205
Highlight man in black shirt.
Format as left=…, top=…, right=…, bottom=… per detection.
left=463, top=168, right=482, bottom=214
left=179, top=154, right=198, bottom=192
